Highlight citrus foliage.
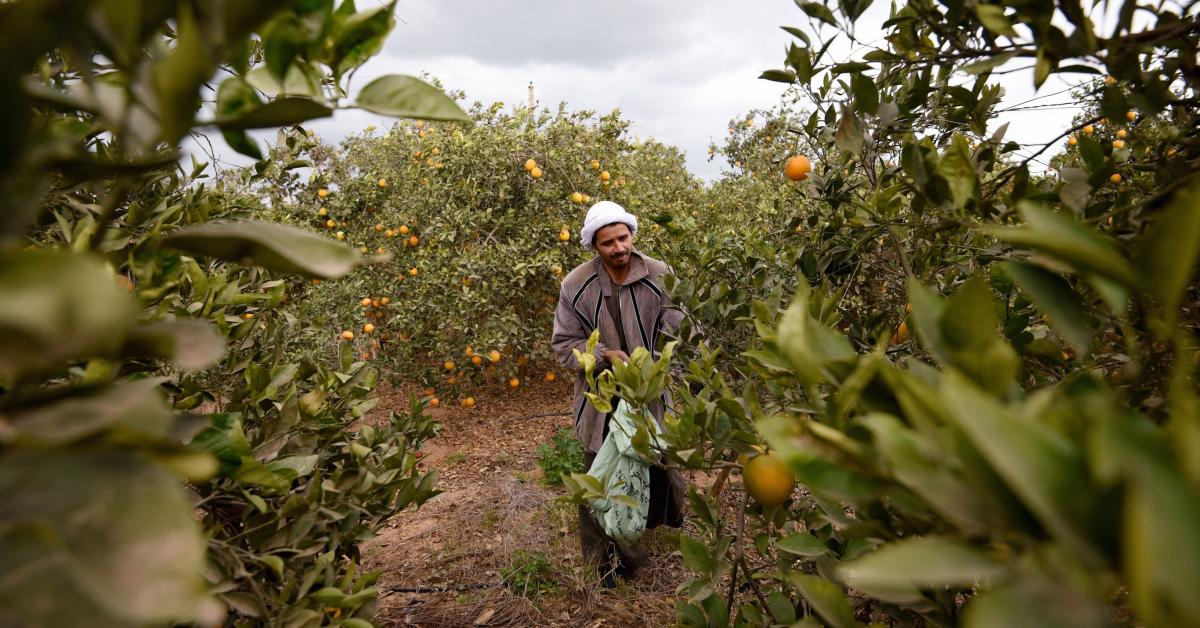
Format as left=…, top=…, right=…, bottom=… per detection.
left=0, top=1, right=461, bottom=625
left=564, top=0, right=1200, bottom=625
left=232, top=104, right=702, bottom=401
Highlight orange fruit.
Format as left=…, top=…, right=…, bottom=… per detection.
left=1116, top=129, right=1127, bottom=138
left=429, top=397, right=440, bottom=407
left=1110, top=173, right=1122, bottom=183
left=590, top=159, right=600, bottom=170
left=378, top=178, right=387, bottom=187
left=559, top=229, right=571, bottom=242
left=544, top=372, right=556, bottom=382
left=463, top=396, right=476, bottom=408
left=1083, top=124, right=1095, bottom=135
left=325, top=220, right=335, bottom=229
left=335, top=231, right=345, bottom=240
left=471, top=355, right=483, bottom=366
left=381, top=297, right=391, bottom=305
left=489, top=350, right=501, bottom=363
left=409, top=267, right=418, bottom=277
left=582, top=194, right=591, bottom=203
left=1126, top=110, right=1136, bottom=121
left=444, top=360, right=455, bottom=370
left=743, top=453, right=795, bottom=507
left=1113, top=139, right=1126, bottom=149
left=599, top=170, right=611, bottom=182
left=530, top=166, right=542, bottom=179
left=399, top=225, right=410, bottom=235
left=384, top=229, right=394, bottom=238
left=524, top=158, right=537, bottom=172
left=341, top=330, right=355, bottom=340
left=408, top=235, right=419, bottom=247
left=318, top=188, right=329, bottom=198
left=243, top=313, right=254, bottom=320
left=509, top=377, right=520, bottom=388
left=363, top=323, right=375, bottom=334
left=571, top=192, right=583, bottom=204
left=318, top=207, right=328, bottom=216
left=465, top=346, right=474, bottom=357
left=361, top=297, right=373, bottom=307
left=447, top=375, right=458, bottom=385
left=375, top=223, right=384, bottom=232
left=1067, top=136, right=1077, bottom=146
left=895, top=320, right=910, bottom=342
left=905, top=303, right=912, bottom=313
left=785, top=155, right=812, bottom=181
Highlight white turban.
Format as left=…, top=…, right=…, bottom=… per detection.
left=580, top=201, right=638, bottom=251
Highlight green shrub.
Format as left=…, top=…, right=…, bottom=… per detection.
left=536, top=427, right=585, bottom=485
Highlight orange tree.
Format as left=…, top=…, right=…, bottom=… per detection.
left=236, top=102, right=703, bottom=404
left=0, top=1, right=463, bottom=626
left=564, top=0, right=1200, bottom=625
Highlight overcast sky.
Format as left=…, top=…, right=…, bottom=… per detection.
left=208, top=0, right=1092, bottom=182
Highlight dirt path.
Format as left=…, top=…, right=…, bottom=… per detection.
left=362, top=379, right=695, bottom=627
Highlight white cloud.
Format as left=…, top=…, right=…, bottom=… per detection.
left=190, top=0, right=1094, bottom=181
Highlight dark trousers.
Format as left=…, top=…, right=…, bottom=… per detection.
left=578, top=451, right=686, bottom=580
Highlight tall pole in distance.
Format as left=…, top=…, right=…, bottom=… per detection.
left=527, top=82, right=535, bottom=112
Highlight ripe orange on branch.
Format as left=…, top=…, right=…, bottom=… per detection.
left=743, top=453, right=795, bottom=507
left=785, top=155, right=812, bottom=181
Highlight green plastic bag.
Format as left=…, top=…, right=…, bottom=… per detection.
left=586, top=399, right=664, bottom=545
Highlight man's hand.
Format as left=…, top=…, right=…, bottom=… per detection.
left=602, top=349, right=630, bottom=365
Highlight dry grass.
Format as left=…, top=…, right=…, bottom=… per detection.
left=361, top=379, right=699, bottom=627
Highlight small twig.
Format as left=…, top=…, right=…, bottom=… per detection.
left=514, top=410, right=571, bottom=420
left=724, top=489, right=749, bottom=627
left=383, top=582, right=495, bottom=594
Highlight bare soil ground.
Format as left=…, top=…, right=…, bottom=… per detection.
left=361, top=379, right=710, bottom=627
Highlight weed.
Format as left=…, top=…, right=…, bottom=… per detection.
left=501, top=549, right=559, bottom=598
left=444, top=451, right=467, bottom=466
left=536, top=427, right=585, bottom=486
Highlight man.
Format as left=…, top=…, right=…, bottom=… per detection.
left=551, top=200, right=686, bottom=585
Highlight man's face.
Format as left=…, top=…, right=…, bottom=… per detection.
left=594, top=223, right=633, bottom=269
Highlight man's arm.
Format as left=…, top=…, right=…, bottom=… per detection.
left=551, top=287, right=613, bottom=372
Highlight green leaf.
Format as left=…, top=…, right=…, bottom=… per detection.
left=0, top=251, right=139, bottom=378
left=860, top=413, right=994, bottom=534
left=974, top=5, right=1017, bottom=36
left=760, top=69, right=797, bottom=84
left=776, top=532, right=829, bottom=556
left=330, top=4, right=396, bottom=76
left=1132, top=180, right=1200, bottom=331
left=1002, top=261, right=1092, bottom=353
left=152, top=5, right=215, bottom=144
left=851, top=73, right=878, bottom=115
left=679, top=535, right=714, bottom=575
left=961, top=51, right=1017, bottom=74
left=5, top=379, right=173, bottom=447
left=214, top=97, right=333, bottom=131
left=356, top=74, right=469, bottom=122
left=123, top=319, right=226, bottom=369
left=163, top=221, right=370, bottom=279
left=787, top=572, right=856, bottom=628
left=983, top=202, right=1138, bottom=287
left=964, top=578, right=1112, bottom=628
left=1124, top=457, right=1200, bottom=625
left=834, top=108, right=864, bottom=154
left=836, top=536, right=1008, bottom=594
left=797, top=1, right=838, bottom=26
left=0, top=451, right=220, bottom=626
left=941, top=372, right=1104, bottom=559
